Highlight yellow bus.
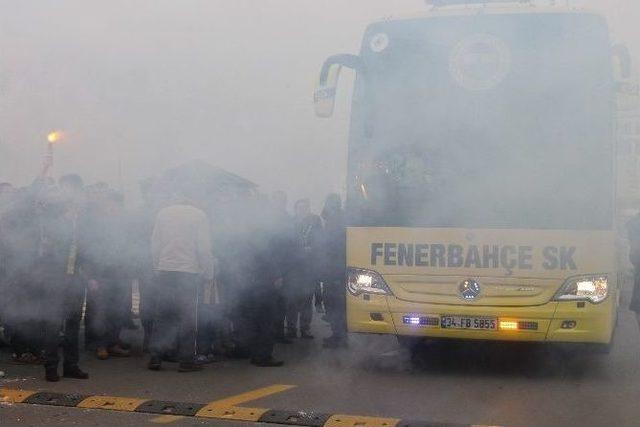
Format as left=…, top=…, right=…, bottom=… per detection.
left=314, top=1, right=639, bottom=353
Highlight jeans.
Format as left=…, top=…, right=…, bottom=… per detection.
left=149, top=272, right=199, bottom=364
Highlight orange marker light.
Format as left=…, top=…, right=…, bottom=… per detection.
left=499, top=320, right=519, bottom=331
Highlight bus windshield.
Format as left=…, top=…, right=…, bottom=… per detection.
left=348, top=13, right=614, bottom=230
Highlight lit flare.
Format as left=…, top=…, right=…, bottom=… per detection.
left=47, top=131, right=64, bottom=144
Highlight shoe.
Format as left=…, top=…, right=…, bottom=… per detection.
left=178, top=363, right=203, bottom=372
left=14, top=352, right=42, bottom=365
left=108, top=345, right=131, bottom=358
left=251, top=358, right=284, bottom=367
left=300, top=331, right=314, bottom=340
left=45, top=368, right=60, bottom=382
left=63, top=366, right=89, bottom=379
left=96, top=347, right=109, bottom=360
left=148, top=358, right=161, bottom=371
left=195, top=355, right=210, bottom=365
left=323, top=336, right=348, bottom=349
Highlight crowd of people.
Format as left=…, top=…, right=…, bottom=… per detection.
left=0, top=174, right=347, bottom=381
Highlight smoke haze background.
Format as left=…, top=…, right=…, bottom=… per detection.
left=0, top=0, right=637, bottom=207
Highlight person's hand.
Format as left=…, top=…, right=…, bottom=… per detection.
left=88, top=279, right=100, bottom=291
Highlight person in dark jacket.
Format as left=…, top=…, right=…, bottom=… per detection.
left=235, top=230, right=285, bottom=367
left=37, top=175, right=89, bottom=382
left=1, top=186, right=45, bottom=364
left=130, top=180, right=156, bottom=353
left=285, top=199, right=323, bottom=339
left=269, top=191, right=296, bottom=344
left=82, top=190, right=133, bottom=360
left=320, top=194, right=348, bottom=348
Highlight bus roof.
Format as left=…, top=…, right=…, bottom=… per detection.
left=372, top=3, right=603, bottom=25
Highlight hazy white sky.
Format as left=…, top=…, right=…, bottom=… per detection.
left=0, top=0, right=637, bottom=208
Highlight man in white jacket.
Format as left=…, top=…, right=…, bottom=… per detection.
left=148, top=198, right=213, bottom=372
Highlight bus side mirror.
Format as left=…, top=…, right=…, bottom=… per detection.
left=314, top=54, right=365, bottom=118
left=314, top=67, right=341, bottom=118
left=612, top=44, right=632, bottom=81
left=612, top=44, right=639, bottom=110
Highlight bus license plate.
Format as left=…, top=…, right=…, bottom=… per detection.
left=440, top=316, right=497, bottom=330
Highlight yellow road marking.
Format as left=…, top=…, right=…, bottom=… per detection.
left=205, top=384, right=296, bottom=407
left=325, top=414, right=401, bottom=427
left=195, top=384, right=295, bottom=421
left=150, top=415, right=185, bottom=424
left=77, top=395, right=148, bottom=412
left=0, top=388, right=37, bottom=404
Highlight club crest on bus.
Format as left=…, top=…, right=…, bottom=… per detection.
left=449, top=33, right=512, bottom=91
left=459, top=279, right=481, bottom=300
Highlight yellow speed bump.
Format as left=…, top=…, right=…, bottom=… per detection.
left=77, top=395, right=148, bottom=412
left=325, top=414, right=401, bottom=427
left=195, top=384, right=295, bottom=421
left=196, top=405, right=268, bottom=421
left=0, top=388, right=37, bottom=404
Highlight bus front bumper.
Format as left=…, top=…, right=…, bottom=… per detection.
left=346, top=293, right=615, bottom=345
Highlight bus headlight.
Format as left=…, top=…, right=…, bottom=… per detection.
left=553, top=275, right=608, bottom=304
left=347, top=267, right=392, bottom=296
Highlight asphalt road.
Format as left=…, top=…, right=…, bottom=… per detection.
left=2, top=305, right=640, bottom=427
